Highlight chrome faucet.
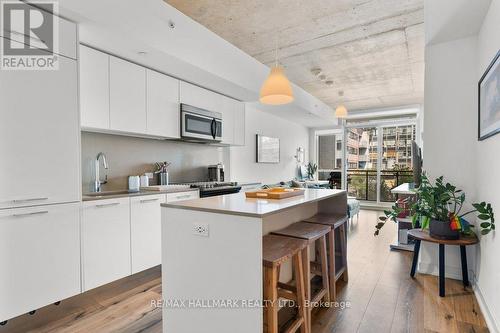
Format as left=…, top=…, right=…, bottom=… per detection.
left=93, top=152, right=108, bottom=192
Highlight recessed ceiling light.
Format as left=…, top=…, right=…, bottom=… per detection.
left=137, top=51, right=148, bottom=56
left=168, top=20, right=175, bottom=29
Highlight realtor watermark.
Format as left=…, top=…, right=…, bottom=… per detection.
left=151, top=298, right=352, bottom=310
left=0, top=0, right=59, bottom=70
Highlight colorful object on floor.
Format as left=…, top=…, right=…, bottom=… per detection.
left=449, top=213, right=462, bottom=231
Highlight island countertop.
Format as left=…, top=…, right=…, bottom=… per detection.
left=161, top=188, right=346, bottom=218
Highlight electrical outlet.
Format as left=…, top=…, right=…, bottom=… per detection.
left=192, top=223, right=209, bottom=237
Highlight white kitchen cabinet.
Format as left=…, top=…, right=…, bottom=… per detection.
left=233, top=102, right=246, bottom=146
left=219, top=95, right=235, bottom=145
left=130, top=194, right=166, bottom=273
left=0, top=51, right=80, bottom=209
left=179, top=81, right=218, bottom=112
left=81, top=198, right=131, bottom=291
left=0, top=203, right=81, bottom=322
left=166, top=190, right=200, bottom=203
left=109, top=56, right=147, bottom=134
left=146, top=70, right=180, bottom=138
left=80, top=45, right=110, bottom=129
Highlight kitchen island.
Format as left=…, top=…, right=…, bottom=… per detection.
left=160, top=188, right=347, bottom=333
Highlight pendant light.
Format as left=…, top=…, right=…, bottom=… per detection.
left=335, top=91, right=348, bottom=118
left=259, top=41, right=294, bottom=105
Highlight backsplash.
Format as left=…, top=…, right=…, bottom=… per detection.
left=81, top=132, right=229, bottom=193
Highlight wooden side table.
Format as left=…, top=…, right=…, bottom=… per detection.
left=408, top=229, right=478, bottom=297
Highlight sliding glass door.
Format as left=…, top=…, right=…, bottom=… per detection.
left=345, top=123, right=416, bottom=204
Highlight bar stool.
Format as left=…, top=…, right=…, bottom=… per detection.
left=263, top=234, right=309, bottom=333
left=302, top=213, right=349, bottom=301
left=271, top=222, right=331, bottom=324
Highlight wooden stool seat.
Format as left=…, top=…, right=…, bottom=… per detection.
left=303, top=214, right=349, bottom=301
left=262, top=235, right=309, bottom=333
left=271, top=222, right=331, bottom=327
left=303, top=213, right=348, bottom=228
left=271, top=222, right=331, bottom=241
left=263, top=234, right=308, bottom=267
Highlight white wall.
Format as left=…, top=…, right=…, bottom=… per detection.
left=230, top=104, right=309, bottom=184
left=476, top=0, right=500, bottom=330
left=420, top=34, right=479, bottom=283
left=423, top=0, right=500, bottom=330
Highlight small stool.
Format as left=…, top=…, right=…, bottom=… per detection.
left=303, top=213, right=349, bottom=300
left=263, top=235, right=309, bottom=333
left=271, top=222, right=331, bottom=324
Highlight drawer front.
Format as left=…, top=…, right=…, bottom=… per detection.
left=166, top=190, right=199, bottom=203
left=0, top=203, right=81, bottom=321
left=81, top=198, right=131, bottom=291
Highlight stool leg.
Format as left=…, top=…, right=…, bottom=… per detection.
left=339, top=224, right=348, bottom=282
left=327, top=229, right=336, bottom=300
left=318, top=235, right=330, bottom=303
left=301, top=245, right=311, bottom=329
left=294, top=252, right=309, bottom=333
left=264, top=266, right=279, bottom=333
left=460, top=246, right=470, bottom=287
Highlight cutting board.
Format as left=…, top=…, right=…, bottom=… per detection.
left=245, top=187, right=305, bottom=199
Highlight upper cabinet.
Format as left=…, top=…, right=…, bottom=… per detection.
left=0, top=48, right=80, bottom=209
left=179, top=81, right=218, bottom=112
left=79, top=46, right=244, bottom=145
left=109, top=56, right=147, bottom=134
left=80, top=45, right=110, bottom=129
left=146, top=70, right=180, bottom=138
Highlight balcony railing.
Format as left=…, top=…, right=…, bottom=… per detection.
left=346, top=169, right=414, bottom=202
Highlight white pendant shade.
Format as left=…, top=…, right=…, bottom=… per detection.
left=335, top=105, right=348, bottom=118
left=259, top=65, right=294, bottom=105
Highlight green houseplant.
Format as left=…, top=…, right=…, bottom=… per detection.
left=306, top=162, right=318, bottom=180
left=375, top=173, right=495, bottom=239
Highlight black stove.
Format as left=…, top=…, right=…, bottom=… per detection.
left=187, top=182, right=242, bottom=198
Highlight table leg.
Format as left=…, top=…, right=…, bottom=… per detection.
left=410, top=240, right=421, bottom=278
left=460, top=245, right=470, bottom=287
left=439, top=244, right=445, bottom=297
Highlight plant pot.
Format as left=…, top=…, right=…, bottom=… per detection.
left=429, top=219, right=459, bottom=240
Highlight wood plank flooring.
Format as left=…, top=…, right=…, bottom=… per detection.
left=0, top=210, right=488, bottom=333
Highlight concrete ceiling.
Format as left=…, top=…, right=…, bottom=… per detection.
left=166, top=0, right=425, bottom=112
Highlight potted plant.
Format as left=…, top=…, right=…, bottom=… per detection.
left=375, top=173, right=495, bottom=239
left=306, top=162, right=318, bottom=180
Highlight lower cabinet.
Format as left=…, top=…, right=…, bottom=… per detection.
left=81, top=198, right=131, bottom=291
left=130, top=194, right=166, bottom=274
left=0, top=203, right=81, bottom=322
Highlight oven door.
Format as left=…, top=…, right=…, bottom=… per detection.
left=181, top=110, right=222, bottom=142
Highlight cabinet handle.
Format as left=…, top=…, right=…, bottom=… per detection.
left=176, top=195, right=191, bottom=199
left=95, top=202, right=120, bottom=208
left=140, top=198, right=159, bottom=203
left=13, top=210, right=49, bottom=217
left=12, top=197, right=49, bottom=203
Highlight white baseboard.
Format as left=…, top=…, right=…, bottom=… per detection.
left=473, top=282, right=500, bottom=333
left=417, top=261, right=472, bottom=281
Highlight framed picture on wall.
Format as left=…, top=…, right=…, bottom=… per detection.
left=478, top=49, right=500, bottom=141
left=256, top=135, right=280, bottom=163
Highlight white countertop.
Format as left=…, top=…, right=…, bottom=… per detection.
left=161, top=188, right=346, bottom=217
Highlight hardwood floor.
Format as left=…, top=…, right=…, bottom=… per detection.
left=0, top=210, right=488, bottom=333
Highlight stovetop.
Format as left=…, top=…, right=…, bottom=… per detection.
left=186, top=182, right=239, bottom=190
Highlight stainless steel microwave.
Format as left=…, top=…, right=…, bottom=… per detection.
left=181, top=104, right=222, bottom=142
